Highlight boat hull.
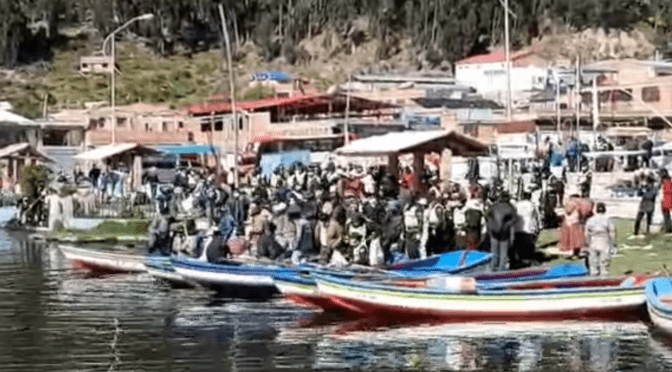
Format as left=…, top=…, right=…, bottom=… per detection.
left=646, top=278, right=672, bottom=335
left=275, top=263, right=588, bottom=312
left=316, top=275, right=647, bottom=321
left=275, top=278, right=341, bottom=310
left=172, top=258, right=288, bottom=298
left=60, top=245, right=146, bottom=274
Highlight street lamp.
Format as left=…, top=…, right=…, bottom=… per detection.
left=102, top=13, right=154, bottom=144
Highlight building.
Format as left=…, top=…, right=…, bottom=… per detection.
left=348, top=74, right=471, bottom=107
left=534, top=60, right=672, bottom=129
left=186, top=93, right=400, bottom=152
left=248, top=72, right=322, bottom=98
left=86, top=103, right=191, bottom=145
left=455, top=48, right=550, bottom=106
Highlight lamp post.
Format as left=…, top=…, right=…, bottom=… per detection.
left=102, top=13, right=154, bottom=145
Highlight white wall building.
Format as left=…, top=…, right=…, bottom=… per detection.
left=455, top=49, right=550, bottom=106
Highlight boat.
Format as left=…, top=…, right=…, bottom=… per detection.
left=144, top=255, right=194, bottom=287
left=274, top=262, right=588, bottom=311
left=272, top=250, right=490, bottom=309
left=314, top=273, right=649, bottom=321
left=384, top=250, right=492, bottom=276
left=59, top=245, right=146, bottom=274
left=646, top=278, right=672, bottom=335
left=172, top=257, right=296, bottom=298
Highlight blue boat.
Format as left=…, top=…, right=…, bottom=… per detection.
left=646, top=278, right=672, bottom=335
left=172, top=257, right=296, bottom=298
left=144, top=255, right=195, bottom=287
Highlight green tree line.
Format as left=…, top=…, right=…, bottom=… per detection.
left=1, top=0, right=672, bottom=67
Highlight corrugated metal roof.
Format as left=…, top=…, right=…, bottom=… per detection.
left=335, top=130, right=488, bottom=157
left=0, top=143, right=53, bottom=162
left=74, top=143, right=159, bottom=161
left=0, top=110, right=38, bottom=126
left=187, top=93, right=398, bottom=116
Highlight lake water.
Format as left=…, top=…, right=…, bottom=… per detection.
left=2, top=225, right=672, bottom=371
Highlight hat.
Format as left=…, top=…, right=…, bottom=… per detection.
left=417, top=198, right=428, bottom=206
left=321, top=201, right=333, bottom=216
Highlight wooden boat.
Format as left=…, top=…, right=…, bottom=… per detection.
left=59, top=245, right=146, bottom=274
left=646, top=278, right=672, bottom=335
left=144, top=255, right=194, bottom=286
left=384, top=250, right=492, bottom=276
left=314, top=273, right=649, bottom=321
left=172, top=257, right=296, bottom=298
left=275, top=262, right=588, bottom=311
left=272, top=250, right=490, bottom=309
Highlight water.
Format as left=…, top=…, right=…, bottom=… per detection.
left=1, top=228, right=672, bottom=372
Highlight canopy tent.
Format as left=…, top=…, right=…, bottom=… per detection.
left=335, top=130, right=488, bottom=157
left=336, top=130, right=488, bottom=191
left=74, top=143, right=159, bottom=161
left=0, top=143, right=53, bottom=162
left=0, top=110, right=38, bottom=126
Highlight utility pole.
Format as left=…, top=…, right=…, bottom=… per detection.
left=504, top=0, right=512, bottom=122
left=575, top=57, right=581, bottom=139
left=344, top=74, right=351, bottom=146
left=219, top=4, right=238, bottom=189
left=592, top=77, right=599, bottom=145
left=555, top=71, right=561, bottom=137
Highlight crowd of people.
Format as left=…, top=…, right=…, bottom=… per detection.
left=144, top=158, right=555, bottom=273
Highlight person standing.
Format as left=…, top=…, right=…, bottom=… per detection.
left=661, top=174, right=672, bottom=234
left=634, top=179, right=657, bottom=237
left=585, top=203, right=616, bottom=276
left=559, top=192, right=593, bottom=256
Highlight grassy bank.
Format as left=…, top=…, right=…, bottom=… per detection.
left=52, top=220, right=149, bottom=243
left=538, top=219, right=672, bottom=276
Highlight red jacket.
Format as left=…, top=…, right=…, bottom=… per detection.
left=663, top=180, right=672, bottom=210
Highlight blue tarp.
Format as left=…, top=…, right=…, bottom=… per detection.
left=253, top=71, right=292, bottom=83
left=154, top=144, right=219, bottom=156
left=259, top=151, right=310, bottom=178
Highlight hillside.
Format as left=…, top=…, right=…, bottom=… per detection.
left=0, top=24, right=662, bottom=119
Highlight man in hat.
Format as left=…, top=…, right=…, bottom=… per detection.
left=585, top=202, right=616, bottom=276
left=402, top=194, right=425, bottom=259
left=245, top=202, right=270, bottom=256
left=634, top=178, right=657, bottom=237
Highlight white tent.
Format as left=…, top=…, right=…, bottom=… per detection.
left=0, top=110, right=37, bottom=126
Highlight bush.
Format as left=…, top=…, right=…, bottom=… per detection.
left=243, top=84, right=276, bottom=100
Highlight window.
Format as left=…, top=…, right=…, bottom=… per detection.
left=82, top=63, right=88, bottom=68
left=214, top=120, right=223, bottom=131
left=99, top=118, right=106, bottom=128
left=188, top=132, right=194, bottom=142
left=178, top=121, right=184, bottom=129
left=102, top=63, right=108, bottom=68
left=162, top=122, right=168, bottom=132
left=201, top=122, right=211, bottom=132
left=117, top=117, right=127, bottom=128
left=88, top=118, right=97, bottom=129
left=642, top=86, right=660, bottom=102
left=145, top=123, right=151, bottom=132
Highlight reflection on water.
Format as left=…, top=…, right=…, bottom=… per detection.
left=1, top=230, right=672, bottom=371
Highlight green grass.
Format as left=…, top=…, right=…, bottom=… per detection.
left=538, top=219, right=672, bottom=276
left=53, top=220, right=149, bottom=242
